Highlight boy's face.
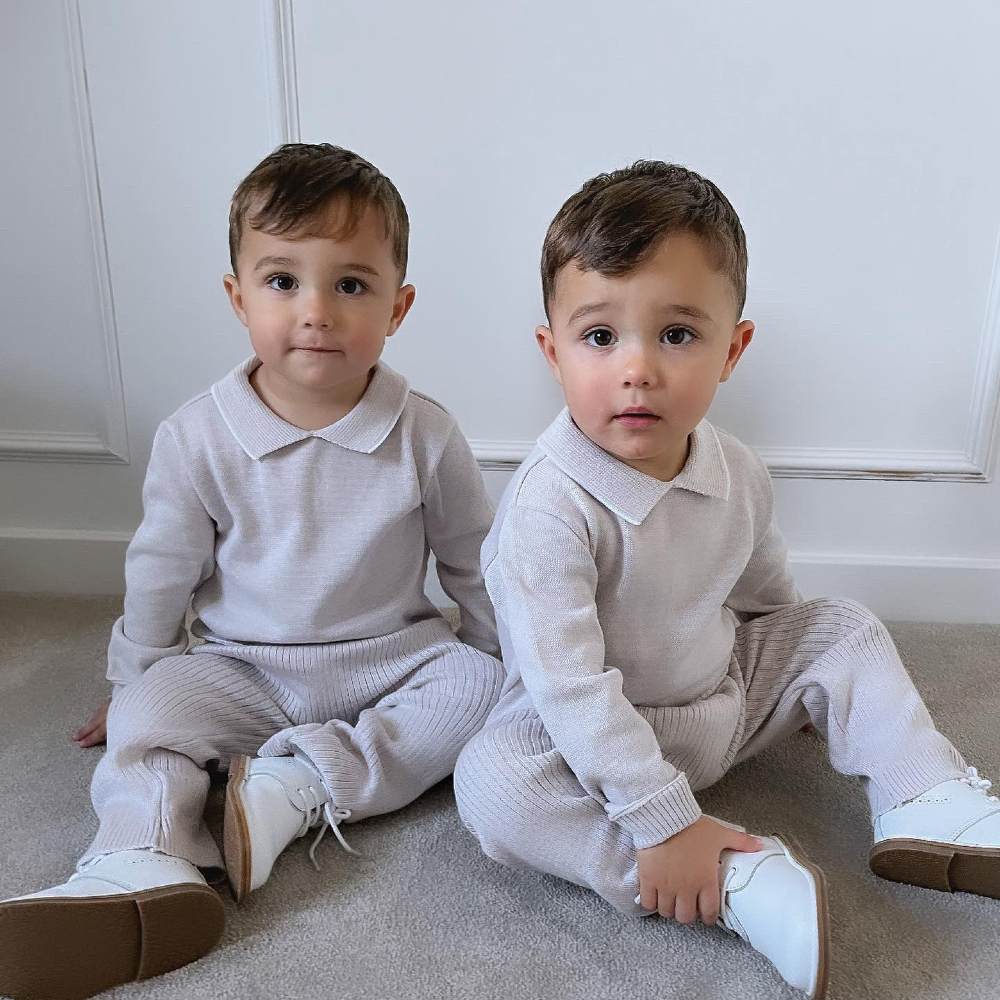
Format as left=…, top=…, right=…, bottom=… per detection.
left=224, top=198, right=414, bottom=401
left=537, top=232, right=754, bottom=482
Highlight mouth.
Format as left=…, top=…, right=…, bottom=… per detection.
left=614, top=409, right=660, bottom=427
left=294, top=346, right=340, bottom=353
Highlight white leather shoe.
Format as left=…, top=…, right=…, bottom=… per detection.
left=870, top=767, right=1000, bottom=897
left=717, top=835, right=830, bottom=1000
left=0, top=849, right=224, bottom=1000
left=223, top=753, right=356, bottom=902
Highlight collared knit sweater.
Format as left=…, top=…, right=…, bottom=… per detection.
left=482, top=408, right=802, bottom=846
left=107, top=357, right=499, bottom=688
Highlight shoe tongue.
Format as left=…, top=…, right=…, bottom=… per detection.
left=717, top=904, right=747, bottom=942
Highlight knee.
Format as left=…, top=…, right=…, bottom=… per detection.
left=106, top=655, right=200, bottom=748
left=803, top=597, right=886, bottom=634
left=453, top=726, right=528, bottom=845
left=464, top=648, right=506, bottom=710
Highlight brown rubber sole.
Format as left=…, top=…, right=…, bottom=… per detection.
left=869, top=838, right=1000, bottom=898
left=773, top=833, right=831, bottom=1000
left=0, top=883, right=224, bottom=1000
left=223, top=754, right=253, bottom=903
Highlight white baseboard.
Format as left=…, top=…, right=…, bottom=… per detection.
left=0, top=528, right=129, bottom=596
left=2, top=530, right=998, bottom=624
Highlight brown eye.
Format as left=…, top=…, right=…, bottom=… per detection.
left=584, top=327, right=615, bottom=347
left=662, top=326, right=694, bottom=346
left=267, top=274, right=296, bottom=292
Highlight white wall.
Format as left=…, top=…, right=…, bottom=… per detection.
left=2, top=0, right=999, bottom=623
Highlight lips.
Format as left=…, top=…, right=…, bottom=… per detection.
left=614, top=409, right=660, bottom=428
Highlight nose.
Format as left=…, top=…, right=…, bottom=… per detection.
left=622, top=345, right=658, bottom=388
left=301, top=288, right=335, bottom=330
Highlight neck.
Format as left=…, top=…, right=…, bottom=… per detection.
left=250, top=364, right=374, bottom=430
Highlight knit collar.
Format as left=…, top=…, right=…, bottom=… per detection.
left=211, top=356, right=410, bottom=460
left=537, top=408, right=731, bottom=525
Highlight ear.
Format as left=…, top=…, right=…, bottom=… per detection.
left=719, top=320, right=755, bottom=383
left=535, top=325, right=563, bottom=385
left=223, top=273, right=249, bottom=328
left=386, top=283, right=416, bottom=338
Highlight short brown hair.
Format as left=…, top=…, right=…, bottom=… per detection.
left=228, top=143, right=409, bottom=279
left=540, top=160, right=748, bottom=318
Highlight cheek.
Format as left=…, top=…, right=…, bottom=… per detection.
left=561, top=361, right=610, bottom=415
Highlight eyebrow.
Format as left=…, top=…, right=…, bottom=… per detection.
left=253, top=255, right=298, bottom=273
left=567, top=301, right=611, bottom=325
left=252, top=256, right=382, bottom=277
left=566, top=300, right=713, bottom=325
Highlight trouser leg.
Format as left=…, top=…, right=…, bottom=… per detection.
left=732, top=598, right=966, bottom=816
left=258, top=628, right=504, bottom=821
left=454, top=713, right=641, bottom=913
left=84, top=651, right=294, bottom=868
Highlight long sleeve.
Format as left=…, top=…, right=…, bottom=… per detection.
left=422, top=425, right=500, bottom=657
left=107, top=422, right=216, bottom=689
left=490, top=504, right=701, bottom=848
left=724, top=460, right=802, bottom=623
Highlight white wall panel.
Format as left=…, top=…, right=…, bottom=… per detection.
left=0, top=0, right=127, bottom=463
left=1, top=0, right=998, bottom=620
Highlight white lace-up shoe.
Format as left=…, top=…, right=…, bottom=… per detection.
left=223, top=753, right=357, bottom=902
left=870, top=767, right=1000, bottom=897
left=0, top=848, right=224, bottom=1000
left=717, top=836, right=830, bottom=999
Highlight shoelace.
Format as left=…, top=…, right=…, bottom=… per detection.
left=292, top=785, right=362, bottom=869
left=962, top=767, right=999, bottom=802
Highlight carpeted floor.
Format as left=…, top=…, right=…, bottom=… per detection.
left=1, top=593, right=998, bottom=1000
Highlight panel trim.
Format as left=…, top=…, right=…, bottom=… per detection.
left=0, top=1, right=130, bottom=465
left=0, top=431, right=127, bottom=463
left=469, top=439, right=986, bottom=480
left=966, top=229, right=1000, bottom=480
left=261, top=0, right=300, bottom=147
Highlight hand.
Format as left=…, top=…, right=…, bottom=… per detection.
left=637, top=815, right=763, bottom=925
left=73, top=697, right=110, bottom=747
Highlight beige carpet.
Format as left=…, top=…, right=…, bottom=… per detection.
left=1, top=593, right=998, bottom=1000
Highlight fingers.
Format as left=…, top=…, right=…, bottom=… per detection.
left=698, top=880, right=721, bottom=926
left=729, top=831, right=765, bottom=853
left=673, top=892, right=699, bottom=924
left=639, top=882, right=658, bottom=913
left=73, top=721, right=107, bottom=747
left=657, top=890, right=676, bottom=921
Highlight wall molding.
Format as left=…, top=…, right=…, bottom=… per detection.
left=261, top=0, right=300, bottom=147
left=0, top=431, right=127, bottom=464
left=469, top=438, right=988, bottom=481
left=2, top=529, right=995, bottom=623
left=0, top=0, right=131, bottom=466
left=966, top=230, right=1000, bottom=479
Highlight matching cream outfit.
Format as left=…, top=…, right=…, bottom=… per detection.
left=85, top=357, right=505, bottom=868
left=453, top=408, right=966, bottom=912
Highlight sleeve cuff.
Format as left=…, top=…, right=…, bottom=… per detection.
left=106, top=616, right=188, bottom=688
left=607, top=773, right=702, bottom=849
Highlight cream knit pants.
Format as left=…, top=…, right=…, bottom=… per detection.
left=83, top=617, right=504, bottom=868
left=453, top=598, right=966, bottom=913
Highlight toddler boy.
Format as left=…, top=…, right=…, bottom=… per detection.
left=453, top=161, right=999, bottom=999
left=0, top=143, right=504, bottom=1000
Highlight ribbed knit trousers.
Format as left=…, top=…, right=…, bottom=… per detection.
left=83, top=618, right=504, bottom=869
left=453, top=598, right=966, bottom=913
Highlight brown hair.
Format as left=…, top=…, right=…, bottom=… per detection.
left=540, top=160, right=747, bottom=318
left=228, top=143, right=409, bottom=279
